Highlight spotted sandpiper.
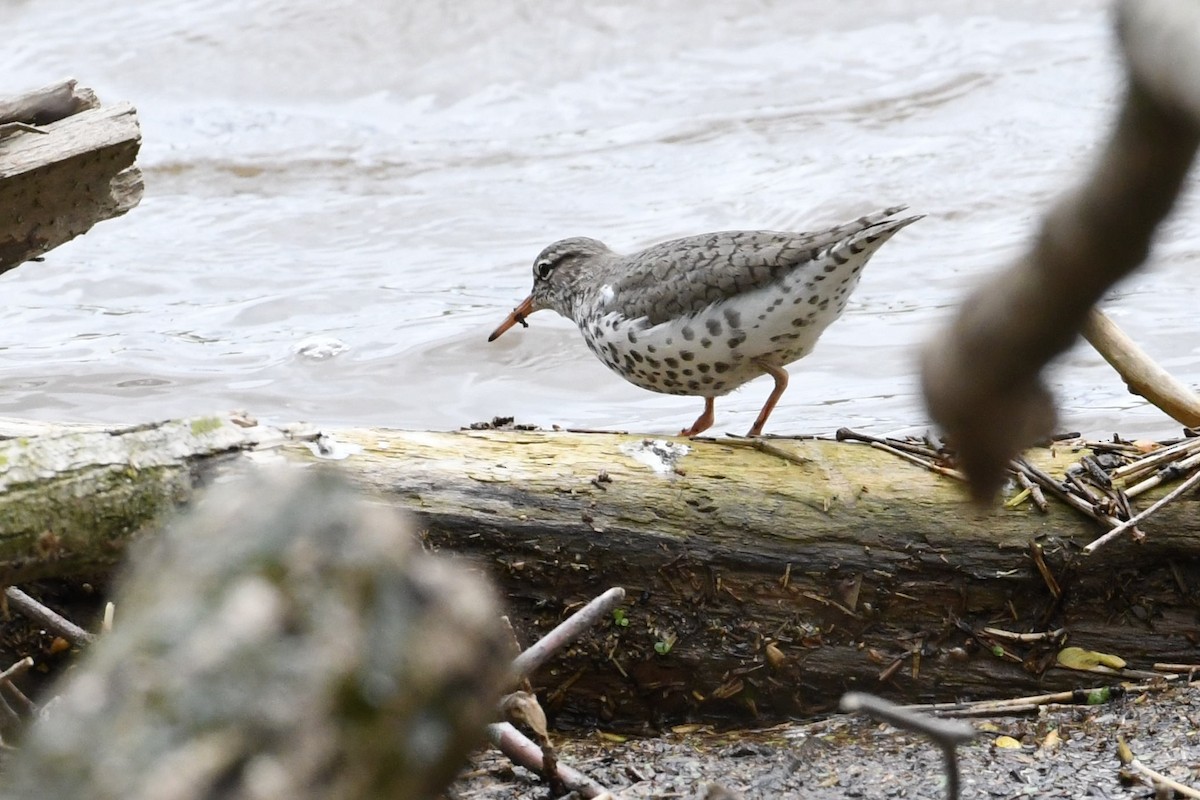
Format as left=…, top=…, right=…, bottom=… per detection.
left=489, top=206, right=921, bottom=437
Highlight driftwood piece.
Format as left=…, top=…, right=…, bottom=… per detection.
left=3, top=415, right=1199, bottom=725
left=0, top=82, right=142, bottom=274
left=0, top=79, right=97, bottom=127
left=1082, top=308, right=1200, bottom=427
left=921, top=0, right=1200, bottom=501
left=1, top=468, right=508, bottom=800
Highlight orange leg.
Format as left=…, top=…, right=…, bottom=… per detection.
left=679, top=397, right=715, bottom=437
left=747, top=362, right=789, bottom=436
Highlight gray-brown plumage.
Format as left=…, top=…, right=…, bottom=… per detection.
left=490, top=206, right=922, bottom=436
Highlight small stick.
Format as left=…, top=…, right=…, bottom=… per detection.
left=982, top=627, right=1065, bottom=643
left=842, top=692, right=974, bottom=800
left=1153, top=663, right=1200, bottom=673
left=903, top=680, right=1187, bottom=716
left=1112, top=437, right=1200, bottom=482
left=4, top=587, right=96, bottom=646
left=1028, top=541, right=1062, bottom=598
left=0, top=657, right=32, bottom=683
left=0, top=657, right=36, bottom=716
left=722, top=436, right=814, bottom=467
left=1080, top=455, right=1113, bottom=488
left=1004, top=486, right=1032, bottom=509
left=1016, top=471, right=1048, bottom=512
left=0, top=121, right=48, bottom=139
left=835, top=428, right=943, bottom=460
left=1012, top=459, right=1123, bottom=528
left=1114, top=488, right=1136, bottom=523
left=1118, top=737, right=1200, bottom=799
left=511, top=586, right=625, bottom=683
left=1124, top=450, right=1200, bottom=499
left=1084, top=465, right=1200, bottom=554
left=868, top=441, right=967, bottom=481
left=1083, top=440, right=1143, bottom=455
left=1064, top=470, right=1106, bottom=507
left=487, top=722, right=613, bottom=799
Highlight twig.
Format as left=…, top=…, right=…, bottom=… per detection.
left=1123, top=450, right=1200, bottom=499
left=982, top=627, right=1065, bottom=643
left=1083, top=308, right=1200, bottom=428
left=835, top=427, right=966, bottom=480
left=1011, top=459, right=1124, bottom=529
left=721, top=436, right=814, bottom=467
left=1028, top=541, right=1062, bottom=599
left=1118, top=736, right=1200, bottom=799
left=0, top=656, right=36, bottom=716
left=510, top=586, right=625, bottom=683
left=1004, top=487, right=1032, bottom=509
left=4, top=587, right=96, bottom=646
left=0, top=657, right=33, bottom=683
left=492, top=587, right=625, bottom=797
left=835, top=428, right=944, bottom=460
left=1111, top=436, right=1200, bottom=482
left=1064, top=470, right=1106, bottom=507
left=903, top=681, right=1185, bottom=716
left=1016, top=471, right=1048, bottom=512
left=487, top=722, right=614, bottom=799
left=869, top=442, right=967, bottom=481
left=1083, top=465, right=1200, bottom=554
left=841, top=692, right=974, bottom=800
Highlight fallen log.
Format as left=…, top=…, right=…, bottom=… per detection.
left=0, top=79, right=142, bottom=274
left=1, top=414, right=1198, bottom=726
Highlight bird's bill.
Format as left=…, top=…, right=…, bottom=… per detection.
left=488, top=295, right=536, bottom=342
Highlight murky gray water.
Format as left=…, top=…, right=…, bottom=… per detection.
left=3, top=0, right=1198, bottom=438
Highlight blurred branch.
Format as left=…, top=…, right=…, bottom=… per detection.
left=1082, top=309, right=1200, bottom=427
left=921, top=0, right=1200, bottom=501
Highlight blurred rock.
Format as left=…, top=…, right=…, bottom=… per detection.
left=2, top=468, right=507, bottom=800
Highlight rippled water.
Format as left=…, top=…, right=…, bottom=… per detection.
left=3, top=0, right=1198, bottom=438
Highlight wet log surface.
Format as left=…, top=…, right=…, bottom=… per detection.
left=1, top=416, right=1197, bottom=729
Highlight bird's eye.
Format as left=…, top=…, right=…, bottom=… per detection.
left=535, top=260, right=554, bottom=280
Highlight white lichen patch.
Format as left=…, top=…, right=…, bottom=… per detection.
left=619, top=438, right=690, bottom=475
left=303, top=434, right=363, bottom=461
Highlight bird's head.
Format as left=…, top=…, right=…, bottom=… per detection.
left=488, top=237, right=614, bottom=341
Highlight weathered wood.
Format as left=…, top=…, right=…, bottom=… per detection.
left=0, top=79, right=97, bottom=127
left=0, top=86, right=142, bottom=274
left=323, top=427, right=1200, bottom=724
left=0, top=416, right=284, bottom=583
left=2, top=415, right=1198, bottom=726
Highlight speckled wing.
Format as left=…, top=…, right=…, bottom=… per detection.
left=608, top=206, right=912, bottom=326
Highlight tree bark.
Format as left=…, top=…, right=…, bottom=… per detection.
left=2, top=415, right=1198, bottom=726
left=0, top=82, right=142, bottom=274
